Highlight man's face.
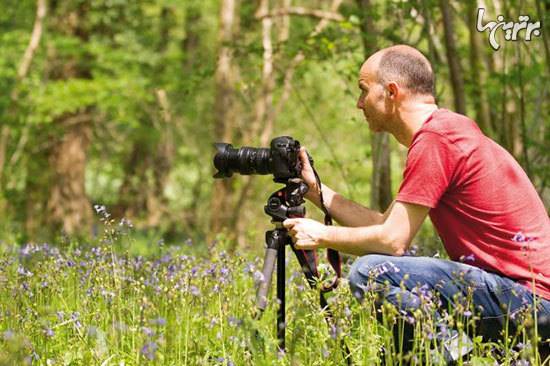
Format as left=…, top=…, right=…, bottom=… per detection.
left=356, top=60, right=391, bottom=132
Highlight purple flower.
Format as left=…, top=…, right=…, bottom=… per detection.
left=329, top=324, right=340, bottom=340
left=142, top=327, right=155, bottom=337
left=190, top=286, right=200, bottom=297
left=17, top=265, right=33, bottom=277
left=459, top=254, right=476, bottom=263
left=3, top=330, right=14, bottom=340
left=253, top=271, right=265, bottom=284
left=151, top=317, right=166, bottom=326
left=44, top=328, right=54, bottom=338
left=463, top=310, right=472, bottom=318
left=512, top=232, right=526, bottom=243
left=244, top=262, right=255, bottom=274
left=141, top=341, right=158, bottom=360
left=228, top=316, right=242, bottom=327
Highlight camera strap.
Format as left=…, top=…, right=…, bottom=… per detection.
left=313, top=167, right=342, bottom=292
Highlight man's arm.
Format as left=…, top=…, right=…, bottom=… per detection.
left=299, top=147, right=388, bottom=227
left=284, top=201, right=429, bottom=256
left=309, top=184, right=389, bottom=227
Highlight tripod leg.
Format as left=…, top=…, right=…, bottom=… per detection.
left=277, top=244, right=285, bottom=351
left=256, top=247, right=277, bottom=313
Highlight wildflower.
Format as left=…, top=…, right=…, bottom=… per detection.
left=185, top=238, right=193, bottom=246
left=140, top=341, right=158, bottom=360
left=220, top=267, right=230, bottom=277
left=3, top=330, right=14, bottom=340
left=44, top=328, right=54, bottom=338
left=71, top=312, right=82, bottom=329
left=119, top=218, right=133, bottom=228
left=459, top=254, right=476, bottom=263
left=190, top=286, right=200, bottom=297
left=344, top=306, right=352, bottom=317
left=329, top=324, right=340, bottom=340
left=463, top=310, right=472, bottom=318
left=404, top=244, right=418, bottom=256
left=94, top=204, right=111, bottom=219
left=253, top=271, right=265, bottom=284
left=142, top=327, right=155, bottom=337
left=228, top=316, right=242, bottom=327
left=244, top=262, right=255, bottom=274
left=151, top=317, right=167, bottom=326
left=512, top=232, right=526, bottom=242
left=17, top=265, right=33, bottom=277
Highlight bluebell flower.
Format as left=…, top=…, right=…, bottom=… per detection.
left=190, top=285, right=200, bottom=297
left=151, top=317, right=166, bottom=326
left=141, top=341, right=158, bottom=360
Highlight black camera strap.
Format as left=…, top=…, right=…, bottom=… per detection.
left=312, top=166, right=342, bottom=292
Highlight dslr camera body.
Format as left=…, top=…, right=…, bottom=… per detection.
left=213, top=136, right=302, bottom=184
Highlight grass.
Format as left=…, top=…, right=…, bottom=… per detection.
left=0, top=216, right=548, bottom=365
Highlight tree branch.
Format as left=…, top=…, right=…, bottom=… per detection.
left=1, top=0, right=47, bottom=187
left=256, top=6, right=344, bottom=22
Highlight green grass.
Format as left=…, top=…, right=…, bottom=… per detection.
left=0, top=219, right=548, bottom=365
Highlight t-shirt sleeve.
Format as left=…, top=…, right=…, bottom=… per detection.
left=396, top=131, right=460, bottom=208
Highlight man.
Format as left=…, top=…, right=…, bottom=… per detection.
left=283, top=45, right=550, bottom=360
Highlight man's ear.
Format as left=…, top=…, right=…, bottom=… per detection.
left=387, top=82, right=399, bottom=99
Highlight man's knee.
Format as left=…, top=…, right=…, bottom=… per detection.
left=348, top=254, right=390, bottom=300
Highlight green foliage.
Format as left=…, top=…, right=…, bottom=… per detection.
left=0, top=0, right=548, bottom=243
left=0, top=234, right=546, bottom=365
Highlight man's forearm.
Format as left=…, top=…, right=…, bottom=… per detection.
left=320, top=225, right=401, bottom=257
left=308, top=184, right=384, bottom=227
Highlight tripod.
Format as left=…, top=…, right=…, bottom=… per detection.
left=255, top=179, right=307, bottom=350
left=255, top=179, right=352, bottom=364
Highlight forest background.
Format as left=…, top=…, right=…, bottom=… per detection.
left=0, top=0, right=549, bottom=257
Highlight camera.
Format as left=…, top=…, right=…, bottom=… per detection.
left=213, top=136, right=302, bottom=183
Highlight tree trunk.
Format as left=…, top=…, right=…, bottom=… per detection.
left=357, top=0, right=393, bottom=211
left=439, top=0, right=466, bottom=114
left=466, top=0, right=492, bottom=135
left=46, top=114, right=93, bottom=236
left=209, top=0, right=239, bottom=238
left=115, top=7, right=176, bottom=227
left=42, top=2, right=93, bottom=238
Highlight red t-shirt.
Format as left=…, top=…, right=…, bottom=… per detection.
left=396, top=108, right=550, bottom=300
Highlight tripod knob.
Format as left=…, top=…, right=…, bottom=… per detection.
left=287, top=206, right=305, bottom=217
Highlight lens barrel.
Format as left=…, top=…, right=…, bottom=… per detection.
left=213, top=143, right=272, bottom=178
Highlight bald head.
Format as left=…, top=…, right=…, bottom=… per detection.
left=365, top=45, right=434, bottom=96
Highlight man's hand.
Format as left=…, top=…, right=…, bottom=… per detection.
left=283, top=218, right=327, bottom=250
left=297, top=147, right=320, bottom=202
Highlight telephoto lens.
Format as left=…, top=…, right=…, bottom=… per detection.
left=213, top=143, right=272, bottom=178
left=213, top=136, right=302, bottom=182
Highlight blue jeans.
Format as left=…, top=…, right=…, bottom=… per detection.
left=348, top=255, right=550, bottom=343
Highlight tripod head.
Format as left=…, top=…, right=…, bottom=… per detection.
left=264, top=179, right=309, bottom=222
